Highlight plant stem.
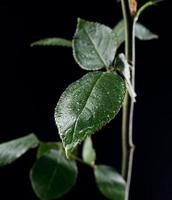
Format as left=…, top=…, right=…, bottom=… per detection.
left=71, top=155, right=95, bottom=169
left=121, top=0, right=136, bottom=199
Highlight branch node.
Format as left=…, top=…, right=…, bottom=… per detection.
left=129, top=144, right=135, bottom=150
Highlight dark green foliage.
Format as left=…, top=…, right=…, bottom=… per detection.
left=94, top=165, right=126, bottom=200
left=0, top=133, right=39, bottom=167
left=0, top=2, right=158, bottom=198
left=55, top=71, right=126, bottom=157
left=30, top=150, right=78, bottom=200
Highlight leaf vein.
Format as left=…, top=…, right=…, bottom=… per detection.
left=83, top=27, right=108, bottom=67
left=72, top=73, right=103, bottom=143
left=44, top=164, right=58, bottom=198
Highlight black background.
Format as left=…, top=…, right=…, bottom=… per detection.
left=0, top=1, right=171, bottom=199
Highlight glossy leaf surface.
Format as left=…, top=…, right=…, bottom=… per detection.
left=55, top=72, right=126, bottom=156
left=73, top=19, right=117, bottom=70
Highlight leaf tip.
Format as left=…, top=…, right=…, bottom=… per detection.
left=77, top=18, right=84, bottom=23
left=77, top=17, right=81, bottom=23
left=30, top=43, right=35, bottom=47
left=77, top=18, right=87, bottom=29
left=77, top=18, right=82, bottom=25
left=153, top=34, right=159, bottom=39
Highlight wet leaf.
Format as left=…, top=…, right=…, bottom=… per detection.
left=73, top=18, right=117, bottom=70
left=55, top=71, right=126, bottom=157
left=30, top=149, right=77, bottom=200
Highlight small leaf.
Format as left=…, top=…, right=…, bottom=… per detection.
left=30, top=149, right=78, bottom=200
left=73, top=18, right=117, bottom=70
left=37, top=142, right=64, bottom=159
left=55, top=72, right=126, bottom=157
left=112, top=20, right=158, bottom=47
left=94, top=165, right=126, bottom=200
left=0, top=133, right=39, bottom=167
left=82, top=137, right=96, bottom=165
left=31, top=38, right=72, bottom=47
left=135, top=23, right=158, bottom=40
left=112, top=20, right=125, bottom=48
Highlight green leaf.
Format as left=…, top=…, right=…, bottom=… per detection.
left=82, top=137, right=96, bottom=165
left=31, top=38, right=72, bottom=47
left=112, top=20, right=125, bottom=48
left=73, top=18, right=117, bottom=70
left=112, top=20, right=158, bottom=47
left=37, top=142, right=64, bottom=159
left=135, top=23, right=158, bottom=40
left=94, top=165, right=126, bottom=200
left=55, top=71, right=126, bottom=157
left=30, top=149, right=78, bottom=200
left=0, top=133, right=39, bottom=167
